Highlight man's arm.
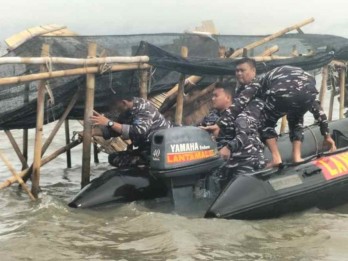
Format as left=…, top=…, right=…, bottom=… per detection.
left=309, top=100, right=329, bottom=136
left=90, top=110, right=122, bottom=139
left=309, top=100, right=336, bottom=152
left=121, top=111, right=153, bottom=140
left=228, top=81, right=260, bottom=121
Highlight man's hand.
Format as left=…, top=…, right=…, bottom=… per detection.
left=200, top=124, right=220, bottom=137
left=90, top=110, right=109, bottom=126
left=324, top=134, right=337, bottom=152
left=219, top=146, right=231, bottom=160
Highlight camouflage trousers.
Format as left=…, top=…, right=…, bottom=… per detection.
left=217, top=158, right=266, bottom=189
left=108, top=151, right=147, bottom=168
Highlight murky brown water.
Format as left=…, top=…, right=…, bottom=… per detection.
left=1, top=89, right=348, bottom=260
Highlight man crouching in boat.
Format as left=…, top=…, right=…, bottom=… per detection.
left=219, top=58, right=336, bottom=167
left=90, top=90, right=172, bottom=167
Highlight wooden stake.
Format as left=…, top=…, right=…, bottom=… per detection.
left=339, top=69, right=346, bottom=119
left=319, top=66, right=328, bottom=107
left=31, top=44, right=50, bottom=198
left=139, top=68, right=148, bottom=99
left=0, top=63, right=150, bottom=86
left=23, top=82, right=30, bottom=166
left=328, top=81, right=335, bottom=121
left=0, top=150, right=36, bottom=201
left=81, top=43, right=97, bottom=188
left=230, top=18, right=314, bottom=58
left=4, top=130, right=29, bottom=169
left=175, top=46, right=188, bottom=125
left=93, top=143, right=99, bottom=164
left=0, top=140, right=82, bottom=190
left=65, top=119, right=72, bottom=168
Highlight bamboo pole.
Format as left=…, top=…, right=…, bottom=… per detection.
left=0, top=63, right=150, bottom=86
left=31, top=44, right=50, bottom=198
left=230, top=18, right=314, bottom=58
left=139, top=68, right=148, bottom=99
left=319, top=66, right=328, bottom=107
left=65, top=119, right=72, bottom=168
left=4, top=130, right=29, bottom=169
left=81, top=43, right=97, bottom=188
left=328, top=82, right=335, bottom=121
left=339, top=69, right=346, bottom=119
left=21, top=89, right=80, bottom=182
left=0, top=150, right=36, bottom=201
left=0, top=56, right=150, bottom=65
left=23, top=82, right=30, bottom=166
left=259, top=45, right=279, bottom=56
left=175, top=47, right=188, bottom=125
left=0, top=140, right=82, bottom=190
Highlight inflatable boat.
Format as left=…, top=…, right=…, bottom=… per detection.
left=68, top=118, right=348, bottom=220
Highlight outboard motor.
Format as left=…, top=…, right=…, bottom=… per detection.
left=150, top=126, right=223, bottom=204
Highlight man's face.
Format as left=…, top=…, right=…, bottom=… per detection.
left=212, top=88, right=232, bottom=111
left=235, top=62, right=256, bottom=85
left=114, top=100, right=129, bottom=113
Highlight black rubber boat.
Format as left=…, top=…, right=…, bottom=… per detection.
left=69, top=118, right=348, bottom=220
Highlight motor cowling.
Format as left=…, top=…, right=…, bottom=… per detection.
left=150, top=126, right=223, bottom=179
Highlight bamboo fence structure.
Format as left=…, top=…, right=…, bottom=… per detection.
left=149, top=18, right=314, bottom=111
left=0, top=44, right=152, bottom=195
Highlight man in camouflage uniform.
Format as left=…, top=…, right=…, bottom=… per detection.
left=221, top=58, right=336, bottom=166
left=202, top=83, right=266, bottom=183
left=200, top=81, right=235, bottom=149
left=223, top=98, right=266, bottom=173
left=90, top=91, right=171, bottom=167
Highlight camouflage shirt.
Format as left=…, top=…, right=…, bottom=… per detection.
left=102, top=97, right=171, bottom=149
left=259, top=66, right=329, bottom=137
left=201, top=108, right=235, bottom=149
left=228, top=78, right=261, bottom=122
left=229, top=66, right=329, bottom=137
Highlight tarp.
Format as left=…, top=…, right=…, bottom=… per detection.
left=0, top=33, right=346, bottom=130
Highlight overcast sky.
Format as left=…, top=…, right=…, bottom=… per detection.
left=0, top=0, right=348, bottom=49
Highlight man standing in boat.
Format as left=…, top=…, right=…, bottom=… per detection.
left=89, top=89, right=172, bottom=167
left=210, top=58, right=336, bottom=166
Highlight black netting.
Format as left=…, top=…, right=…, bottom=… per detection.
left=0, top=33, right=347, bottom=130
